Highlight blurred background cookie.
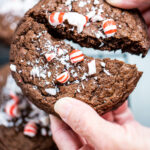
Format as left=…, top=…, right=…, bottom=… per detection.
left=0, top=65, right=57, bottom=150
left=0, top=0, right=39, bottom=45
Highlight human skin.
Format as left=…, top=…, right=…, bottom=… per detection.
left=50, top=97, right=150, bottom=150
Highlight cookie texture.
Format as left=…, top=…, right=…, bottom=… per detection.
left=0, top=65, right=57, bottom=150
left=10, top=7, right=142, bottom=115
left=21, top=0, right=150, bottom=57
left=0, top=0, right=39, bottom=45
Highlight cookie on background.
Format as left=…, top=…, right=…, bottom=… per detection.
left=0, top=0, right=39, bottom=45
left=0, top=65, right=57, bottom=150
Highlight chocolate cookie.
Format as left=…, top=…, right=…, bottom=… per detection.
left=18, top=0, right=150, bottom=57
left=10, top=3, right=142, bottom=115
left=0, top=65, right=57, bottom=150
left=0, top=0, right=39, bottom=45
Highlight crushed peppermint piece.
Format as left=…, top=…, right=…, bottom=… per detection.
left=10, top=64, right=17, bottom=72
left=77, top=88, right=80, bottom=93
left=100, top=62, right=106, bottom=67
left=47, top=72, right=51, bottom=78
left=45, top=88, right=57, bottom=95
left=41, top=128, right=47, bottom=136
left=70, top=49, right=84, bottom=63
left=104, top=69, right=111, bottom=76
left=24, top=122, right=37, bottom=137
left=65, top=0, right=74, bottom=6
left=88, top=60, right=96, bottom=75
left=30, top=66, right=47, bottom=79
left=86, top=10, right=96, bottom=19
left=79, top=1, right=87, bottom=7
left=49, top=12, right=87, bottom=33
left=81, top=73, right=88, bottom=80
left=73, top=72, right=78, bottom=77
left=63, top=12, right=87, bottom=33
left=99, top=42, right=104, bottom=47
left=40, top=116, right=49, bottom=126
left=95, top=31, right=105, bottom=39
left=91, top=15, right=104, bottom=22
left=56, top=71, right=70, bottom=83
left=102, top=19, right=117, bottom=37
left=94, top=76, right=98, bottom=80
left=74, top=80, right=80, bottom=84
left=94, top=0, right=99, bottom=4
left=81, top=83, right=85, bottom=89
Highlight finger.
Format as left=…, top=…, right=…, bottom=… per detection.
left=79, top=144, right=93, bottom=150
left=50, top=115, right=82, bottom=150
left=148, top=27, right=150, bottom=37
left=106, top=0, right=150, bottom=9
left=113, top=102, right=134, bottom=125
left=113, top=101, right=128, bottom=115
left=54, top=97, right=124, bottom=149
left=138, top=4, right=150, bottom=12
left=102, top=112, right=114, bottom=122
left=143, top=10, right=150, bottom=25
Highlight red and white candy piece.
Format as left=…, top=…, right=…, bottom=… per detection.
left=102, top=19, right=117, bottom=37
left=9, top=92, right=19, bottom=104
left=5, top=100, right=20, bottom=118
left=45, top=52, right=56, bottom=62
left=49, top=12, right=65, bottom=26
left=24, top=122, right=37, bottom=137
left=57, top=48, right=64, bottom=56
left=70, top=49, right=84, bottom=63
left=84, top=16, right=89, bottom=27
left=56, top=71, right=70, bottom=83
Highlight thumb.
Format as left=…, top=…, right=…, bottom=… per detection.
left=54, top=97, right=125, bottom=149
left=106, top=0, right=150, bottom=9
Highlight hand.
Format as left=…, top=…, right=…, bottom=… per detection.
left=50, top=97, right=150, bottom=150
left=106, top=0, right=150, bottom=36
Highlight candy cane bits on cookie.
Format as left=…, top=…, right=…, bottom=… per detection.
left=45, top=52, right=56, bottom=62
left=70, top=49, right=84, bottom=63
left=56, top=71, right=70, bottom=83
left=49, top=12, right=65, bottom=26
left=24, top=122, right=37, bottom=137
left=102, top=19, right=117, bottom=37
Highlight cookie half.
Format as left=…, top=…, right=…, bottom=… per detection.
left=23, top=0, right=150, bottom=57
left=0, top=0, right=39, bottom=45
left=10, top=14, right=142, bottom=115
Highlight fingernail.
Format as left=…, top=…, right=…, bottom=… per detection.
left=106, top=0, right=139, bottom=9
left=106, top=0, right=123, bottom=5
left=54, top=97, right=73, bottom=119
